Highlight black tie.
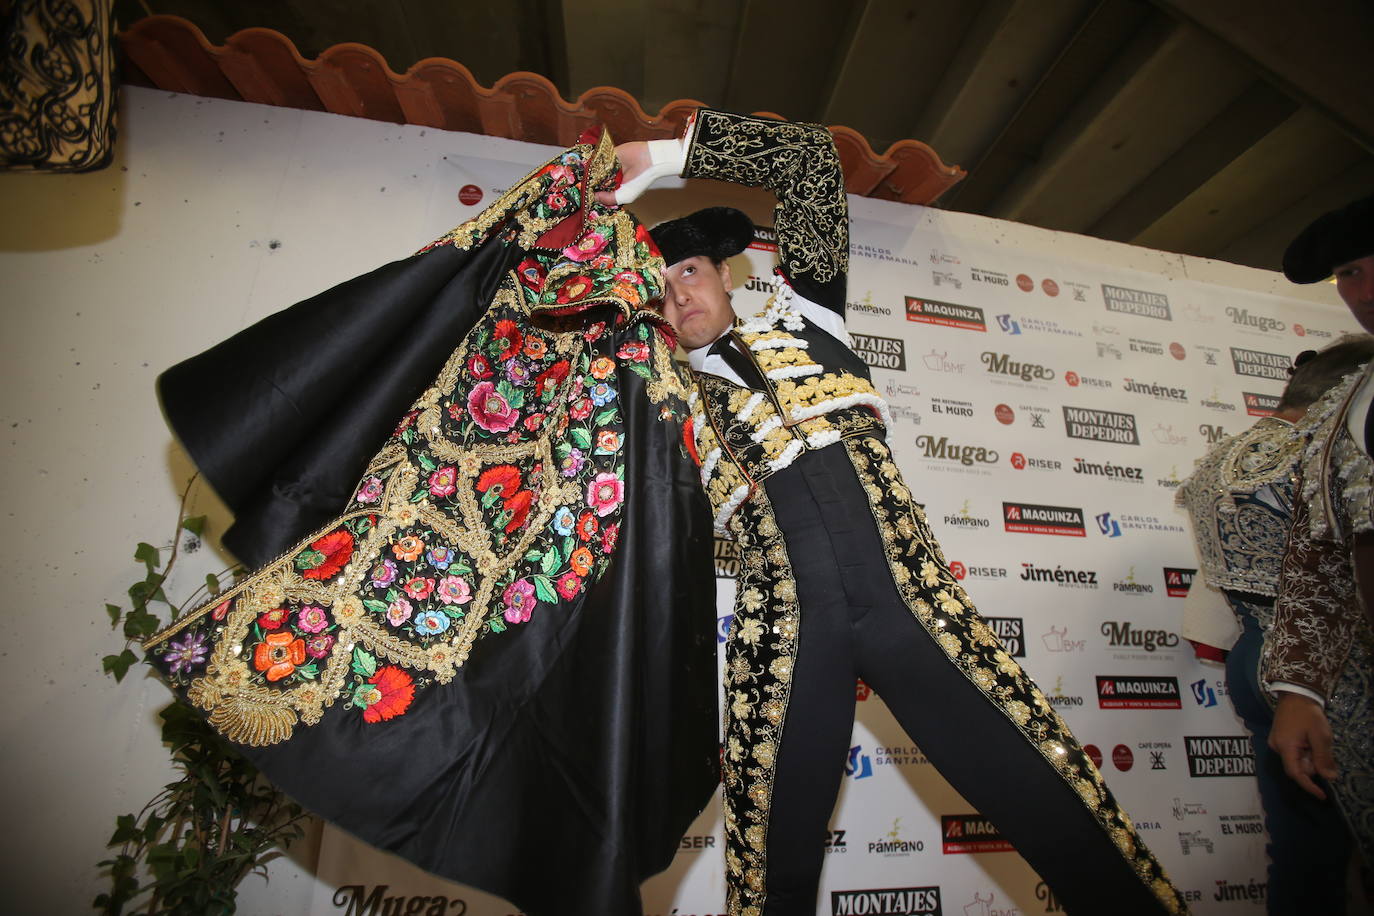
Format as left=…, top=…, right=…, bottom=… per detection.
left=709, top=332, right=767, bottom=390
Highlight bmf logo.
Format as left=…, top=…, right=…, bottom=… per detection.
left=846, top=745, right=874, bottom=779
left=1096, top=512, right=1122, bottom=537
left=996, top=314, right=1022, bottom=335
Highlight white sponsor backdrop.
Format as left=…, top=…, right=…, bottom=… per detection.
left=2, top=88, right=1355, bottom=914
left=308, top=156, right=1361, bottom=915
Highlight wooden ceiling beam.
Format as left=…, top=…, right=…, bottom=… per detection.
left=1088, top=79, right=1297, bottom=244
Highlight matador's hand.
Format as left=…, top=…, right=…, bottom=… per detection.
left=1268, top=691, right=1337, bottom=799
left=595, top=142, right=651, bottom=207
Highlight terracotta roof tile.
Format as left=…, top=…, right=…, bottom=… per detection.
left=119, top=15, right=963, bottom=204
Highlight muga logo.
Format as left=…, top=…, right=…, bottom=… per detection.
left=1101, top=284, right=1172, bottom=320
left=1101, top=620, right=1180, bottom=652
left=905, top=297, right=987, bottom=332
left=1163, top=567, right=1195, bottom=597
left=942, top=815, right=1013, bottom=854
left=1185, top=736, right=1256, bottom=777
left=1230, top=347, right=1290, bottom=380
left=1003, top=502, right=1085, bottom=536
left=985, top=617, right=1025, bottom=656
left=831, top=887, right=942, bottom=915
left=980, top=351, right=1056, bottom=382
left=1096, top=676, right=1182, bottom=709
left=850, top=333, right=908, bottom=370
left=1062, top=406, right=1140, bottom=444
left=914, top=435, right=999, bottom=466
left=1225, top=306, right=1286, bottom=333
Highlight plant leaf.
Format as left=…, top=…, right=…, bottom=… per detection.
left=181, top=515, right=207, bottom=536
left=134, top=542, right=160, bottom=571
left=106, top=603, right=121, bottom=627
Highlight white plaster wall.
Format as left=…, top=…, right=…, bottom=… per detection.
left=0, top=86, right=1350, bottom=913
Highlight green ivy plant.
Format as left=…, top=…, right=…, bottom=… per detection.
left=96, top=478, right=309, bottom=916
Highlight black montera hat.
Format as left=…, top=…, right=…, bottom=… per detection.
left=1283, top=194, right=1374, bottom=284
left=649, top=206, right=755, bottom=267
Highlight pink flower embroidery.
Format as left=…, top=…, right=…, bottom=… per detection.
left=386, top=598, right=413, bottom=627
left=586, top=473, right=624, bottom=517
left=467, top=381, right=519, bottom=432
left=428, top=466, right=458, bottom=498
left=296, top=605, right=329, bottom=634
left=436, top=576, right=472, bottom=605
left=562, top=230, right=609, bottom=263
left=356, top=476, right=384, bottom=504
left=503, top=579, right=537, bottom=624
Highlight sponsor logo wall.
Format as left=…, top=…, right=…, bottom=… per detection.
left=308, top=156, right=1360, bottom=915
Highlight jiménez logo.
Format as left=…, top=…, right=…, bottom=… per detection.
left=1102, top=284, right=1172, bottom=320
left=1003, top=502, right=1086, bottom=537
left=1096, top=675, right=1183, bottom=709
left=850, top=332, right=907, bottom=370
left=831, top=886, right=942, bottom=915
left=905, top=297, right=987, bottom=332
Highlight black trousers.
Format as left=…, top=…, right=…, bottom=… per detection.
left=729, top=438, right=1178, bottom=916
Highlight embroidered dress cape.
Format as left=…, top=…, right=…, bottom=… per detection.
left=1260, top=366, right=1374, bottom=861
left=677, top=109, right=1186, bottom=916
left=145, top=130, right=720, bottom=916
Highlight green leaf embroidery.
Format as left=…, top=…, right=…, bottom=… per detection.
left=539, top=549, right=561, bottom=575
left=351, top=647, right=378, bottom=678
left=570, top=427, right=592, bottom=450
left=533, top=575, right=557, bottom=603
left=417, top=453, right=438, bottom=472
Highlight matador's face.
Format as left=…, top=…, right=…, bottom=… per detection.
left=1334, top=255, right=1374, bottom=333
left=661, top=256, right=736, bottom=351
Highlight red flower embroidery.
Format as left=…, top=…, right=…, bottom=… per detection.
left=682, top=417, right=700, bottom=466
left=516, top=258, right=546, bottom=290
left=601, top=522, right=620, bottom=555
left=535, top=360, right=570, bottom=400
left=467, top=354, right=495, bottom=379
left=493, top=319, right=524, bottom=362
left=362, top=666, right=415, bottom=723
left=570, top=547, right=594, bottom=577
left=477, top=464, right=521, bottom=495
left=555, top=572, right=582, bottom=599
left=257, top=607, right=289, bottom=631
left=555, top=275, right=594, bottom=304
left=253, top=631, right=306, bottom=682
left=576, top=511, right=599, bottom=542
left=504, top=489, right=534, bottom=533
left=617, top=340, right=650, bottom=362
left=300, top=530, right=354, bottom=581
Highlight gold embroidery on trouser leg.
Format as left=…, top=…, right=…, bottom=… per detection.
left=841, top=436, right=1188, bottom=916
left=722, top=491, right=800, bottom=916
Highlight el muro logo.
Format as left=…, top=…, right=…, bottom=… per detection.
left=905, top=297, right=987, bottom=332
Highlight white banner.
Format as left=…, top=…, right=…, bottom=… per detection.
left=307, top=140, right=1359, bottom=916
